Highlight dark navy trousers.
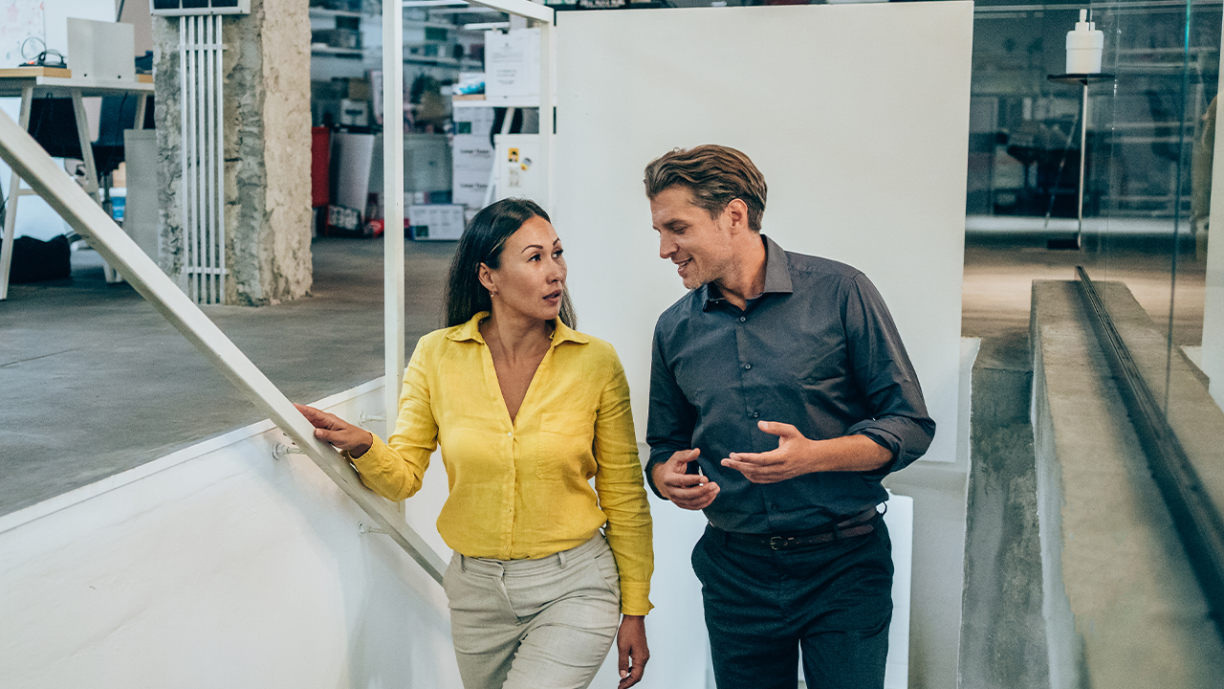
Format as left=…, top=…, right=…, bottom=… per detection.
left=691, top=513, right=894, bottom=689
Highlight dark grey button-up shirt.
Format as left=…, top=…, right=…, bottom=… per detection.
left=646, top=236, right=935, bottom=534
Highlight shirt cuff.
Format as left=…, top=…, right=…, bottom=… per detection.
left=619, top=581, right=653, bottom=616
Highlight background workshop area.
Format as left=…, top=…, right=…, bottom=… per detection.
left=3, top=0, right=1224, bottom=688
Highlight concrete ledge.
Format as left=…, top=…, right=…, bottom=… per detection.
left=1093, top=281, right=1224, bottom=523
left=1031, top=281, right=1224, bottom=689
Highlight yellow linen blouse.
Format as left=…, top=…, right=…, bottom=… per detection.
left=349, top=312, right=653, bottom=615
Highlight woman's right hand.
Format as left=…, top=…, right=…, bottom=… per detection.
left=294, top=404, right=374, bottom=457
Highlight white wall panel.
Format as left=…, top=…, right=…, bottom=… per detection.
left=554, top=4, right=974, bottom=465
left=0, top=382, right=461, bottom=689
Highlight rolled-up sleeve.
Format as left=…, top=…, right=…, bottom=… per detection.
left=842, top=273, right=936, bottom=473
left=593, top=355, right=654, bottom=615
left=345, top=342, right=438, bottom=501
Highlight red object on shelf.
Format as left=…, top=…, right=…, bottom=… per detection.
left=311, top=127, right=331, bottom=209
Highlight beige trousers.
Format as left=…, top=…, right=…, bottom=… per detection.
left=443, top=534, right=622, bottom=689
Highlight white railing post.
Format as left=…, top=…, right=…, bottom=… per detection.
left=537, top=14, right=552, bottom=212
left=385, top=0, right=407, bottom=439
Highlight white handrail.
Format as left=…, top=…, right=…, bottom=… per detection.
left=0, top=109, right=447, bottom=584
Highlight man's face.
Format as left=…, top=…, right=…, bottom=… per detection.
left=651, top=186, right=735, bottom=291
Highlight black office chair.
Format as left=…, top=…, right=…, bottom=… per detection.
left=26, top=94, right=144, bottom=180
left=26, top=94, right=152, bottom=230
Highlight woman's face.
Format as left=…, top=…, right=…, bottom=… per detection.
left=480, top=215, right=567, bottom=323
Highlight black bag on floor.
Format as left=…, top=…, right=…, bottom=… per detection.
left=2, top=234, right=71, bottom=284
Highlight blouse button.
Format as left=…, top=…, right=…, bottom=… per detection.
left=507, top=432, right=513, bottom=437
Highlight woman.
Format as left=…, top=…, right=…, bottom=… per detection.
left=296, top=199, right=653, bottom=689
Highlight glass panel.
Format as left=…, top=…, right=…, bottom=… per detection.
left=1090, top=0, right=1219, bottom=413
left=968, top=1, right=1222, bottom=425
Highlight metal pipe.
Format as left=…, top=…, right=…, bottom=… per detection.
left=196, top=17, right=209, bottom=303
left=203, top=15, right=214, bottom=304
left=216, top=16, right=226, bottom=303
left=184, top=16, right=197, bottom=302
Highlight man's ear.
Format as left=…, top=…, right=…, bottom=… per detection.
left=724, top=198, right=751, bottom=233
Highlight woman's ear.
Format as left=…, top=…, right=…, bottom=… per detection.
left=478, top=263, right=497, bottom=297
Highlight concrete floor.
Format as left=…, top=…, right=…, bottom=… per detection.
left=0, top=230, right=1207, bottom=517
left=0, top=238, right=457, bottom=517
left=961, top=233, right=1205, bottom=346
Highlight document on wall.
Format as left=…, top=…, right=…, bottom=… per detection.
left=484, top=29, right=540, bottom=101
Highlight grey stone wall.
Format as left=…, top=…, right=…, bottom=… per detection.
left=153, top=0, right=312, bottom=306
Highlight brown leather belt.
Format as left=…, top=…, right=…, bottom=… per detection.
left=721, top=506, right=880, bottom=551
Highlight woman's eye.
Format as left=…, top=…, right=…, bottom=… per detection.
left=553, top=249, right=564, bottom=258
left=528, top=253, right=541, bottom=261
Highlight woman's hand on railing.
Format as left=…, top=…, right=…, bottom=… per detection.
left=294, top=404, right=374, bottom=458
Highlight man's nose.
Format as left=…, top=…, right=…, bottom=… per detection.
left=659, top=235, right=675, bottom=259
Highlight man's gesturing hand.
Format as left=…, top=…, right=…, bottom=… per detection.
left=720, top=420, right=814, bottom=484
left=294, top=403, right=374, bottom=457
left=652, top=449, right=718, bottom=510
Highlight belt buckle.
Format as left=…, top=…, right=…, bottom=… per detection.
left=769, top=536, right=788, bottom=550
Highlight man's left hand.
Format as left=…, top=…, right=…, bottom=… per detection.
left=720, top=420, right=813, bottom=483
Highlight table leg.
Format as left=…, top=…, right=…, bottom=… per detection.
left=0, top=85, right=34, bottom=301
left=71, top=89, right=122, bottom=284
left=134, top=93, right=148, bottom=131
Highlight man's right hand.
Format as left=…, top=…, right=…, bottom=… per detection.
left=653, top=449, right=719, bottom=510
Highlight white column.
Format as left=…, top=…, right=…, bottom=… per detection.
left=384, top=0, right=406, bottom=436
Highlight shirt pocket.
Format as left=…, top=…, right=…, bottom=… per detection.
left=536, top=410, right=596, bottom=480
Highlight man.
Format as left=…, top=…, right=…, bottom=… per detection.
left=643, top=145, right=935, bottom=689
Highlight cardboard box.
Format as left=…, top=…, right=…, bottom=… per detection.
left=408, top=204, right=465, bottom=241
left=452, top=133, right=494, bottom=208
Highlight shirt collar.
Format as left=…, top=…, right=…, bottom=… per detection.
left=700, top=234, right=794, bottom=310
left=446, top=311, right=589, bottom=346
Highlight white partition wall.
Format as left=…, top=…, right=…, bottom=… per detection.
left=553, top=4, right=974, bottom=467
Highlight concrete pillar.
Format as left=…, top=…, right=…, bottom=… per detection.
left=152, top=0, right=312, bottom=306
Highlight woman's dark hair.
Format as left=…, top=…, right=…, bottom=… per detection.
left=445, top=198, right=577, bottom=329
